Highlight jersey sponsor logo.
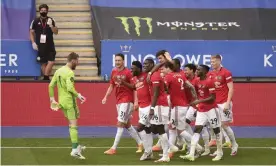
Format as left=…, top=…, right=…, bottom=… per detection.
left=139, top=76, right=145, bottom=81
left=216, top=75, right=222, bottom=80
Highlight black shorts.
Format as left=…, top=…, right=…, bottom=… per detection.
left=38, top=44, right=56, bottom=63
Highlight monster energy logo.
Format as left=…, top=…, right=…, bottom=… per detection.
left=115, top=16, right=152, bottom=36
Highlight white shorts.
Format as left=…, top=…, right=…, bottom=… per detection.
left=170, top=106, right=188, bottom=130
left=217, top=102, right=233, bottom=122
left=195, top=108, right=221, bottom=129
left=150, top=106, right=170, bottom=125
left=116, top=103, right=133, bottom=123
left=186, top=106, right=197, bottom=122
left=139, top=105, right=151, bottom=127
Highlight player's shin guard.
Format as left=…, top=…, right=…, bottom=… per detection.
left=127, top=125, right=142, bottom=145
left=223, top=126, right=237, bottom=145
left=185, top=123, right=194, bottom=135
left=180, top=130, right=192, bottom=147
left=146, top=133, right=153, bottom=153
left=160, top=133, right=169, bottom=158
left=222, top=127, right=231, bottom=143
left=138, top=130, right=148, bottom=151
left=210, top=127, right=216, bottom=140
left=189, top=133, right=200, bottom=156
left=69, top=125, right=79, bottom=149
left=202, top=127, right=210, bottom=149
left=215, top=132, right=223, bottom=156
left=169, top=129, right=177, bottom=147
left=111, top=127, right=124, bottom=149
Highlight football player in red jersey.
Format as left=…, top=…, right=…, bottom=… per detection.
left=209, top=55, right=238, bottom=156
left=102, top=53, right=142, bottom=155
left=148, top=50, right=172, bottom=152
left=181, top=65, right=223, bottom=162
left=184, top=63, right=211, bottom=156
left=148, top=52, right=172, bottom=162
left=121, top=60, right=155, bottom=161
left=162, top=61, right=203, bottom=158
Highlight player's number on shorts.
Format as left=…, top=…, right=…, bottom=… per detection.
left=210, top=118, right=218, bottom=125
left=120, top=111, right=126, bottom=118
left=171, top=119, right=175, bottom=125
left=141, top=114, right=148, bottom=120
left=224, top=111, right=231, bottom=118
left=178, top=78, right=184, bottom=90
left=152, top=115, right=158, bottom=121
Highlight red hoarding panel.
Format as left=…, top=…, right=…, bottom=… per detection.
left=1, top=83, right=276, bottom=126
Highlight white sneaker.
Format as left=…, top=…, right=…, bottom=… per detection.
left=180, top=154, right=195, bottom=161
left=169, top=145, right=179, bottom=153
left=231, top=143, right=239, bottom=156
left=201, top=148, right=210, bottom=156
left=209, top=150, right=218, bottom=157
left=154, top=156, right=170, bottom=163
left=70, top=145, right=86, bottom=159
left=212, top=154, right=223, bottom=161
left=140, top=152, right=153, bottom=161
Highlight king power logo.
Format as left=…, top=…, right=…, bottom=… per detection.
left=115, top=16, right=153, bottom=36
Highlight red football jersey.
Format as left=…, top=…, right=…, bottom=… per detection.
left=209, top=67, right=233, bottom=104
left=195, top=78, right=217, bottom=112
left=164, top=72, right=189, bottom=108
left=150, top=70, right=168, bottom=106
left=110, top=67, right=134, bottom=104
left=131, top=72, right=151, bottom=108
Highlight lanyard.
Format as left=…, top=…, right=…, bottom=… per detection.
left=40, top=18, right=47, bottom=34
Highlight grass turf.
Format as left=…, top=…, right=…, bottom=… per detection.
left=1, top=138, right=276, bottom=165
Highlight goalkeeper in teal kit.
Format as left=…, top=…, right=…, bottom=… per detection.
left=48, top=52, right=87, bottom=159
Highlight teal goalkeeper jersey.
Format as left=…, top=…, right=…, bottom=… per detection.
left=49, top=65, right=79, bottom=110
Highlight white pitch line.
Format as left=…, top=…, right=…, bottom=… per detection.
left=1, top=146, right=276, bottom=149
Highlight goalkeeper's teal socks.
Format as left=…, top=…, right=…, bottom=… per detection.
left=69, top=125, right=79, bottom=149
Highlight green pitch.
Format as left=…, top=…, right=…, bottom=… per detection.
left=1, top=138, right=276, bottom=165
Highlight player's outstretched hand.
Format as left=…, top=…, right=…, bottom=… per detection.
left=164, top=52, right=172, bottom=61
left=223, top=102, right=230, bottom=112
left=102, top=97, right=107, bottom=104
left=78, top=93, right=87, bottom=104
left=50, top=98, right=59, bottom=111
left=134, top=103, right=139, bottom=111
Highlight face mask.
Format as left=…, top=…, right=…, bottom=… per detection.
left=40, top=12, right=47, bottom=17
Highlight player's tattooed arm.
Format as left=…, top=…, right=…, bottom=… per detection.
left=190, top=93, right=216, bottom=106
left=185, top=80, right=198, bottom=100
